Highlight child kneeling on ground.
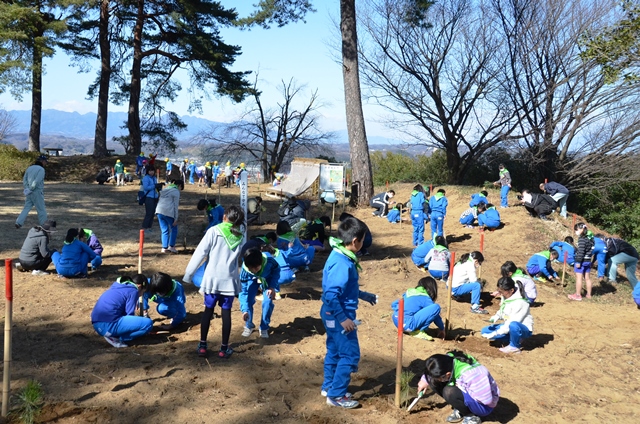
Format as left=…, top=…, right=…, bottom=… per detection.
left=450, top=251, right=488, bottom=314
left=391, top=276, right=445, bottom=341
left=143, top=272, right=187, bottom=330
left=91, top=274, right=153, bottom=348
left=481, top=277, right=533, bottom=354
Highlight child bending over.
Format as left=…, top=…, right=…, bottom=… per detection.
left=144, top=272, right=187, bottom=330
left=391, top=277, right=445, bottom=341
left=239, top=247, right=280, bottom=339
left=450, top=251, right=488, bottom=314
left=500, top=261, right=537, bottom=303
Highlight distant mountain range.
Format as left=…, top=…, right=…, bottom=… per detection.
left=3, top=109, right=431, bottom=158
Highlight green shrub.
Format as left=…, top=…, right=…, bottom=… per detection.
left=0, top=145, right=39, bottom=181
left=371, top=150, right=449, bottom=186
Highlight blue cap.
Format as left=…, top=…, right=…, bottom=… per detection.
left=38, top=155, right=48, bottom=161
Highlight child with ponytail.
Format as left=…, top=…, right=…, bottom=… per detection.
left=481, top=277, right=534, bottom=354
left=183, top=205, right=245, bottom=358
left=568, top=223, right=595, bottom=301
left=500, top=261, right=537, bottom=303
left=391, top=276, right=445, bottom=341
left=417, top=350, right=499, bottom=424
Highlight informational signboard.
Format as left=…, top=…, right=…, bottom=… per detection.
left=239, top=170, right=248, bottom=244
left=319, top=164, right=344, bottom=192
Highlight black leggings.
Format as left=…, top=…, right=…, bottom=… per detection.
left=200, top=307, right=232, bottom=349
left=429, top=378, right=471, bottom=416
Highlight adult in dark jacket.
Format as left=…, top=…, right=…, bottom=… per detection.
left=278, top=197, right=308, bottom=228
left=540, top=181, right=569, bottom=218
left=17, top=220, right=57, bottom=275
left=520, top=190, right=557, bottom=220
left=603, top=237, right=638, bottom=288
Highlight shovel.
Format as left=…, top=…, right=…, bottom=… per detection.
left=407, top=390, right=425, bottom=412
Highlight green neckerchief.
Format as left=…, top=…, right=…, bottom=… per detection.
left=165, top=183, right=177, bottom=190
left=64, top=238, right=77, bottom=246
left=449, top=355, right=480, bottom=385
left=313, top=218, right=323, bottom=225
left=215, top=222, right=243, bottom=250
left=82, top=229, right=93, bottom=239
left=151, top=280, right=177, bottom=302
left=434, top=192, right=444, bottom=200
left=242, top=254, right=269, bottom=290
left=406, top=286, right=430, bottom=298
left=586, top=230, right=594, bottom=240
left=116, top=277, right=138, bottom=289
left=272, top=247, right=281, bottom=258
left=478, top=193, right=486, bottom=198
left=206, top=204, right=213, bottom=213
left=512, top=269, right=526, bottom=278
left=497, top=293, right=528, bottom=314
left=434, top=244, right=448, bottom=252
left=257, top=236, right=269, bottom=244
left=329, top=237, right=361, bottom=272
left=535, top=250, right=551, bottom=260
left=279, top=231, right=296, bottom=243
left=411, top=190, right=419, bottom=196
left=487, top=206, right=496, bottom=211
left=499, top=168, right=509, bottom=177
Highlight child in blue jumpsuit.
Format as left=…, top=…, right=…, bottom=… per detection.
left=526, top=250, right=559, bottom=283
left=91, top=274, right=153, bottom=348
left=197, top=199, right=225, bottom=231
left=53, top=228, right=102, bottom=277
left=469, top=190, right=488, bottom=208
left=429, top=189, right=448, bottom=238
left=321, top=217, right=378, bottom=409
left=476, top=204, right=501, bottom=230
left=550, top=237, right=575, bottom=266
left=188, top=161, right=197, bottom=184
left=412, top=239, right=435, bottom=270
left=459, top=206, right=478, bottom=228
left=143, top=272, right=186, bottom=329
left=276, top=220, right=315, bottom=269
left=592, top=234, right=608, bottom=280
left=387, top=203, right=403, bottom=224
left=391, top=277, right=445, bottom=341
left=239, top=248, right=280, bottom=339
left=410, top=185, right=430, bottom=246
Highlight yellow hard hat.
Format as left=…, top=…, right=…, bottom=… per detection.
left=240, top=162, right=245, bottom=168
left=140, top=152, right=145, bottom=156
left=116, top=159, right=121, bottom=163
left=226, top=161, right=230, bottom=166
left=184, top=158, right=188, bottom=162
left=165, top=157, right=169, bottom=162
left=190, top=160, right=194, bottom=164
left=206, top=162, right=211, bottom=166
left=214, top=161, right=218, bottom=165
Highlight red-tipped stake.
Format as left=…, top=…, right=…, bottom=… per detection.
left=2, top=259, right=14, bottom=417
left=562, top=251, right=568, bottom=288
left=138, top=229, right=144, bottom=316
left=395, top=297, right=405, bottom=408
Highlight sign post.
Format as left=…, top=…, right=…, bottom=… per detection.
left=240, top=170, right=249, bottom=244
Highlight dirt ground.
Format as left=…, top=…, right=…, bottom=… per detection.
left=0, top=175, right=639, bottom=424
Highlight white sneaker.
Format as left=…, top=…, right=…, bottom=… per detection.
left=13, top=262, right=24, bottom=272
left=275, top=292, right=282, bottom=300
left=260, top=329, right=269, bottom=338
left=256, top=294, right=264, bottom=301
left=321, top=390, right=352, bottom=398
left=167, top=246, right=178, bottom=254
left=31, top=270, right=49, bottom=276
left=104, top=336, right=127, bottom=348
left=241, top=327, right=254, bottom=337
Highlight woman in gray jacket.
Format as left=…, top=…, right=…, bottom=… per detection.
left=156, top=179, right=183, bottom=253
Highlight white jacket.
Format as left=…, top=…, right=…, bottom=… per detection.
left=451, top=259, right=478, bottom=288
left=489, top=291, right=534, bottom=336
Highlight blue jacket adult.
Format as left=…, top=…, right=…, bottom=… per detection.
left=593, top=237, right=608, bottom=278
left=550, top=241, right=575, bottom=266
left=526, top=251, right=558, bottom=279
left=477, top=206, right=500, bottom=229
left=141, top=174, right=159, bottom=200
left=143, top=279, right=187, bottom=326
left=91, top=280, right=139, bottom=324
left=53, top=239, right=101, bottom=277
left=469, top=193, right=488, bottom=208
left=391, top=287, right=444, bottom=332
left=542, top=182, right=569, bottom=196
left=411, top=239, right=435, bottom=267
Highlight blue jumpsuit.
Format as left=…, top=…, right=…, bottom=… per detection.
left=239, top=255, right=280, bottom=331
left=410, top=190, right=429, bottom=246
left=411, top=240, right=435, bottom=268
left=143, top=280, right=187, bottom=326
left=391, top=287, right=444, bottom=332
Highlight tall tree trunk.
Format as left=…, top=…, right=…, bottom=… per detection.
left=28, top=42, right=43, bottom=152
left=93, top=0, right=111, bottom=158
left=127, top=0, right=144, bottom=155
left=340, top=0, right=373, bottom=205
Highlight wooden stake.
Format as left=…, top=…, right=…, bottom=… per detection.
left=138, top=229, right=144, bottom=316
left=561, top=251, right=568, bottom=287
left=395, top=297, right=404, bottom=408
left=444, top=252, right=456, bottom=336
left=2, top=259, right=13, bottom=417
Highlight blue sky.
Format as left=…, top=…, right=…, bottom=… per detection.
left=0, top=1, right=401, bottom=140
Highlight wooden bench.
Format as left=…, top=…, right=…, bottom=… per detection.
left=106, top=149, right=116, bottom=156
left=43, top=147, right=63, bottom=157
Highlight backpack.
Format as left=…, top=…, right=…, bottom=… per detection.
left=137, top=190, right=150, bottom=205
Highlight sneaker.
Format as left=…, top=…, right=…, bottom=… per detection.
left=539, top=214, right=548, bottom=221
left=446, top=409, right=463, bottom=423
left=408, top=330, right=434, bottom=341
left=197, top=342, right=207, bottom=357
left=13, top=262, right=24, bottom=272
left=417, top=266, right=427, bottom=273
left=470, top=306, right=489, bottom=315
left=465, top=225, right=474, bottom=228
left=104, top=336, right=127, bottom=348
left=275, top=292, right=282, bottom=300
left=161, top=248, right=168, bottom=253
left=567, top=293, right=582, bottom=301
left=462, top=415, right=482, bottom=424
left=326, top=396, right=359, bottom=409
left=31, top=270, right=49, bottom=276
left=499, top=345, right=522, bottom=354
left=218, top=347, right=233, bottom=359
left=242, top=327, right=254, bottom=337
left=15, top=223, right=22, bottom=229
left=321, top=390, right=352, bottom=398
left=167, top=246, right=178, bottom=254
left=260, top=329, right=269, bottom=338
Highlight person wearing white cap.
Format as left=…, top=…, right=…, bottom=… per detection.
left=16, top=155, right=49, bottom=229
left=16, top=220, right=57, bottom=275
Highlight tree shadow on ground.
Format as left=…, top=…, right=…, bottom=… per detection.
left=522, top=333, right=554, bottom=351
left=270, top=316, right=325, bottom=343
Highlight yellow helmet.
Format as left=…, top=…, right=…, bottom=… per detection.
left=165, top=157, right=169, bottom=162
left=116, top=159, right=121, bottom=163
left=184, top=158, right=188, bottom=162
left=140, top=152, right=145, bottom=156
left=214, top=161, right=218, bottom=165
left=240, top=162, right=245, bottom=168
left=190, top=160, right=194, bottom=164
left=206, top=162, right=211, bottom=166
left=226, top=161, right=231, bottom=166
